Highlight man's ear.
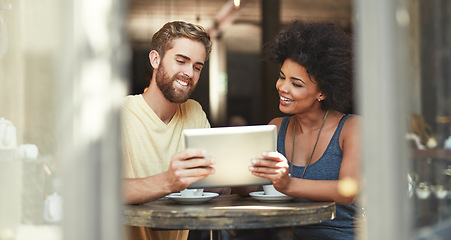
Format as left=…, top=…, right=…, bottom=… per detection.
left=149, top=50, right=161, bottom=69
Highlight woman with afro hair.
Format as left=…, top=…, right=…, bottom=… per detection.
left=249, top=20, right=361, bottom=240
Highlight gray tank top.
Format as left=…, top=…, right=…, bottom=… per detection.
left=278, top=114, right=357, bottom=240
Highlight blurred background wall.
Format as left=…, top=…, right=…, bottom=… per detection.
left=125, top=0, right=353, bottom=126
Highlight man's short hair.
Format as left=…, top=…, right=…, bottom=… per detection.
left=151, top=21, right=212, bottom=60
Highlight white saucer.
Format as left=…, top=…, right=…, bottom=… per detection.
left=249, top=191, right=295, bottom=203
left=166, top=192, right=219, bottom=204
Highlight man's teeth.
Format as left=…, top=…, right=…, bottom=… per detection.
left=176, top=79, right=188, bottom=86
left=281, top=96, right=293, bottom=102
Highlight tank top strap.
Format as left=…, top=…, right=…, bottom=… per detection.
left=277, top=116, right=291, bottom=155
left=334, top=114, right=353, bottom=138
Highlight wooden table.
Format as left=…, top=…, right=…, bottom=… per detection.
left=124, top=194, right=336, bottom=240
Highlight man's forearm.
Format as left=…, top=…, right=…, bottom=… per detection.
left=123, top=173, right=171, bottom=204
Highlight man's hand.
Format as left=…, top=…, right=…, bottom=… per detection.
left=165, top=148, right=216, bottom=193
left=123, top=148, right=215, bottom=204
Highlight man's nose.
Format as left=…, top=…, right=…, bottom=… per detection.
left=182, top=65, right=194, bottom=78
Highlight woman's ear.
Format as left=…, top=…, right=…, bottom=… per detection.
left=149, top=50, right=161, bottom=69
left=317, top=93, right=326, bottom=102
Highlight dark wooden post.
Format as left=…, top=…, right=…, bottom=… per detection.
left=260, top=0, right=281, bottom=124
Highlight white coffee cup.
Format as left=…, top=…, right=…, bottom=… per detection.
left=263, top=185, right=286, bottom=196
left=180, top=188, right=204, bottom=197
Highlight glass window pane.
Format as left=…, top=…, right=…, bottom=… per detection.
left=409, top=0, right=451, bottom=238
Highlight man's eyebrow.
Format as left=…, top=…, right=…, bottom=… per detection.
left=176, top=54, right=204, bottom=66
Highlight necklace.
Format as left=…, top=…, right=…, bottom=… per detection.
left=289, top=110, right=329, bottom=178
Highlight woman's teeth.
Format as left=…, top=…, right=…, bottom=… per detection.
left=280, top=96, right=293, bottom=102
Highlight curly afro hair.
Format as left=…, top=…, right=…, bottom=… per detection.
left=265, top=20, right=354, bottom=113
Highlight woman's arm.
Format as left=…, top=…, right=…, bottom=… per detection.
left=286, top=115, right=360, bottom=205
left=250, top=115, right=360, bottom=205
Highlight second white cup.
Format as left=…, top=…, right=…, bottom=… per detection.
left=180, top=188, right=204, bottom=197
left=263, top=185, right=286, bottom=196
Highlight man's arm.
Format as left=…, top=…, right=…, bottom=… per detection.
left=123, top=173, right=171, bottom=204
left=123, top=148, right=216, bottom=204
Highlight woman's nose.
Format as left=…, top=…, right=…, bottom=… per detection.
left=277, top=79, right=288, bottom=93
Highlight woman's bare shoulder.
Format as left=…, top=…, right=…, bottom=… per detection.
left=268, top=117, right=286, bottom=127
left=344, top=114, right=360, bottom=126
left=341, top=114, right=361, bottom=137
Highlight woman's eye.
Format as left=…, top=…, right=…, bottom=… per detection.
left=278, top=75, right=285, bottom=80
left=176, top=60, right=184, bottom=64
left=292, top=82, right=302, bottom=87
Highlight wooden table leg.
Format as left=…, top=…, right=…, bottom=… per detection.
left=209, top=230, right=221, bottom=240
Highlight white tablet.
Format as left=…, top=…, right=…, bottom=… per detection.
left=183, top=125, right=276, bottom=188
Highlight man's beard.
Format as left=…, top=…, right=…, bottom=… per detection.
left=155, top=63, right=196, bottom=103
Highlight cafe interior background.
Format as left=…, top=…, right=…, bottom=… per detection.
left=0, top=0, right=450, bottom=239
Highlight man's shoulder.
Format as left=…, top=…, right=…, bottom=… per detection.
left=122, top=95, right=146, bottom=113
left=178, top=99, right=209, bottom=127
left=123, top=94, right=142, bottom=105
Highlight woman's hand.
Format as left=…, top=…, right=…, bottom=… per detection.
left=249, top=151, right=291, bottom=192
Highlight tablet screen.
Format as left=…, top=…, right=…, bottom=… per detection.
left=183, top=125, right=276, bottom=188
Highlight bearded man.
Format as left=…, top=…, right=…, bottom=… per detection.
left=121, top=21, right=218, bottom=240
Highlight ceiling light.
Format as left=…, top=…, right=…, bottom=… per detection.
left=233, top=0, right=240, bottom=9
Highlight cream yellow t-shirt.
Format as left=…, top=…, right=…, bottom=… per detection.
left=121, top=94, right=210, bottom=240
left=122, top=95, right=210, bottom=178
